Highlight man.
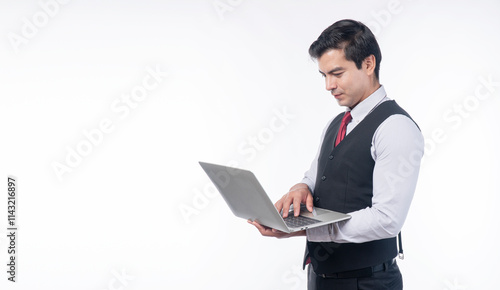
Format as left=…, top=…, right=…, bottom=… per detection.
left=249, top=19, right=424, bottom=289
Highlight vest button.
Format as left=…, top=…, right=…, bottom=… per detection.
left=329, top=155, right=333, bottom=160
left=321, top=176, right=326, bottom=181
left=315, top=196, right=320, bottom=202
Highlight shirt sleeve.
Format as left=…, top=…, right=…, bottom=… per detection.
left=306, top=114, right=424, bottom=243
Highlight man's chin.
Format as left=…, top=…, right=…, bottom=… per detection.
left=336, top=99, right=348, bottom=107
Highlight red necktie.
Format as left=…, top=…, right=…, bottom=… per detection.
left=334, top=111, right=352, bottom=147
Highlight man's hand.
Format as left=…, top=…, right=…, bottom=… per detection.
left=247, top=183, right=312, bottom=239
left=247, top=220, right=305, bottom=239
left=275, top=183, right=314, bottom=218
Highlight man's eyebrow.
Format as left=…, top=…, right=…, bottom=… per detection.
left=319, top=67, right=345, bottom=75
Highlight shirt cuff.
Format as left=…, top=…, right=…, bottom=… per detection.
left=306, top=225, right=334, bottom=242
left=300, top=177, right=315, bottom=194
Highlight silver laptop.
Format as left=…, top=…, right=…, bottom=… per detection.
left=199, top=162, right=351, bottom=233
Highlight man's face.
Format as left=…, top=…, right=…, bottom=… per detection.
left=318, top=49, right=373, bottom=109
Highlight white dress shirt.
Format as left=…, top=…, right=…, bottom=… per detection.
left=303, top=85, right=424, bottom=243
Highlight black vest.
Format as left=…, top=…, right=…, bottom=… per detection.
left=305, top=100, right=417, bottom=274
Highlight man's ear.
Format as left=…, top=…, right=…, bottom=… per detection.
left=363, top=54, right=376, bottom=76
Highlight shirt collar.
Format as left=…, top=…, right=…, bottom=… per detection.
left=347, top=85, right=387, bottom=123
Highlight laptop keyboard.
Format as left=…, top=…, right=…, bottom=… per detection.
left=283, top=215, right=321, bottom=228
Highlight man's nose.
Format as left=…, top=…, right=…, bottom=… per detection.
left=325, top=76, right=337, bottom=91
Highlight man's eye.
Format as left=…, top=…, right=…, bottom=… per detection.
left=333, top=72, right=343, bottom=77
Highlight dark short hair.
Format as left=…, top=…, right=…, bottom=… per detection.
left=309, top=19, right=382, bottom=80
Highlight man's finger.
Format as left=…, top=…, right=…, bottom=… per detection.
left=248, top=220, right=267, bottom=235
left=249, top=220, right=282, bottom=237
left=275, top=198, right=283, bottom=213
left=293, top=196, right=301, bottom=217
left=306, top=192, right=314, bottom=212
left=282, top=194, right=291, bottom=218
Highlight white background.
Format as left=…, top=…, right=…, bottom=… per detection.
left=1, top=0, right=499, bottom=289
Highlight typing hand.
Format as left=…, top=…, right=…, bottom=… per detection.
left=275, top=183, right=314, bottom=218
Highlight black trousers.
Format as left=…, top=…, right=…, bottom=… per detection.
left=307, top=261, right=403, bottom=290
